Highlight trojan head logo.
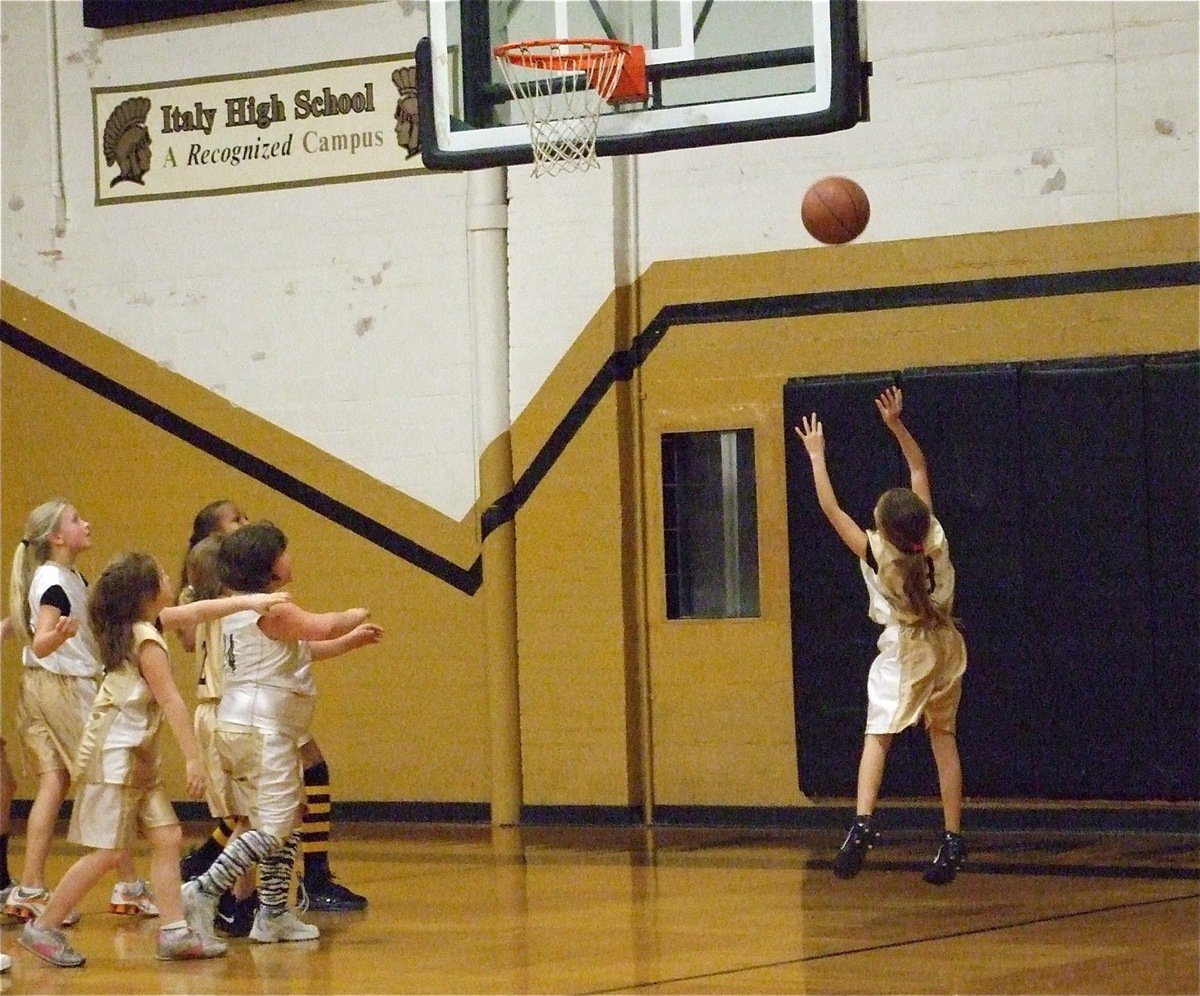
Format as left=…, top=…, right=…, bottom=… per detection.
left=103, top=96, right=153, bottom=187
left=392, top=66, right=419, bottom=159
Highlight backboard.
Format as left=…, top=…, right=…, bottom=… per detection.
left=417, top=0, right=867, bottom=171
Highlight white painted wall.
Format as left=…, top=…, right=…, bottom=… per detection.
left=3, top=1, right=1197, bottom=519
left=3, top=0, right=478, bottom=518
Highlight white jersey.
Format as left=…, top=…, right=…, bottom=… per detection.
left=216, top=608, right=314, bottom=739
left=22, top=563, right=100, bottom=677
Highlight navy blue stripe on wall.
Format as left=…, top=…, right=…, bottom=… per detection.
left=4, top=261, right=1196, bottom=589
left=0, top=320, right=482, bottom=595
left=493, top=261, right=1200, bottom=541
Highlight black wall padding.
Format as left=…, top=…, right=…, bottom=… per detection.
left=901, top=367, right=1027, bottom=796
left=1020, top=363, right=1155, bottom=798
left=785, top=352, right=1198, bottom=803
left=784, top=374, right=894, bottom=796
left=1144, top=358, right=1200, bottom=799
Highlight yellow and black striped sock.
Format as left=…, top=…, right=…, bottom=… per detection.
left=301, top=761, right=331, bottom=885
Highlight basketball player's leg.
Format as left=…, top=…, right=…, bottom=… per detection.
left=833, top=733, right=893, bottom=880
left=855, top=733, right=893, bottom=818
left=924, top=725, right=966, bottom=884
left=927, top=729, right=962, bottom=834
left=297, top=737, right=366, bottom=911
left=0, top=739, right=15, bottom=892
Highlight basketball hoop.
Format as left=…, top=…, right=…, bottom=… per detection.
left=494, top=38, right=646, bottom=177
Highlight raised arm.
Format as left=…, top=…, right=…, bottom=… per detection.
left=794, top=414, right=868, bottom=559
left=137, top=638, right=206, bottom=799
left=258, top=602, right=369, bottom=643
left=875, top=387, right=931, bottom=509
left=158, top=590, right=291, bottom=632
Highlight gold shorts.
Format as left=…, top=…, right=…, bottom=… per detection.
left=194, top=701, right=235, bottom=819
left=68, top=782, right=179, bottom=850
left=866, top=624, right=967, bottom=735
left=215, top=724, right=303, bottom=838
left=15, top=669, right=97, bottom=777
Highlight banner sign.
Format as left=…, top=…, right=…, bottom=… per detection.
left=92, top=54, right=423, bottom=204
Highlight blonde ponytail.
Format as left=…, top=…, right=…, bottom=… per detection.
left=8, top=499, right=70, bottom=640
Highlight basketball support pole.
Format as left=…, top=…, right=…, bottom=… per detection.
left=468, top=168, right=523, bottom=826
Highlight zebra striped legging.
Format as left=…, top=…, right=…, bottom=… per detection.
left=194, top=828, right=299, bottom=912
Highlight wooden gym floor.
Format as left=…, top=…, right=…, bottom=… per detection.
left=0, top=819, right=1196, bottom=995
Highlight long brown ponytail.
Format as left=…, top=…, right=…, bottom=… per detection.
left=875, top=488, right=952, bottom=628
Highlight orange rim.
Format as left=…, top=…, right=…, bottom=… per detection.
left=494, top=38, right=630, bottom=71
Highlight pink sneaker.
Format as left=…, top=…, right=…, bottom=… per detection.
left=19, top=921, right=85, bottom=967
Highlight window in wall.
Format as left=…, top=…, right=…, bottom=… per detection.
left=662, top=429, right=760, bottom=619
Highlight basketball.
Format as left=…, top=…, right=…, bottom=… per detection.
left=801, top=176, right=871, bottom=244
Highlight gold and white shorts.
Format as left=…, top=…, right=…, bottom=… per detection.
left=68, top=781, right=179, bottom=850
left=15, top=668, right=97, bottom=776
left=215, top=723, right=304, bottom=839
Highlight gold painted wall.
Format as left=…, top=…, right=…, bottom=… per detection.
left=509, top=215, right=1199, bottom=811
left=1, top=285, right=489, bottom=805
left=3, top=215, right=1197, bottom=814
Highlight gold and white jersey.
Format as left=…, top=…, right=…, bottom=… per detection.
left=861, top=515, right=956, bottom=627
left=73, top=621, right=165, bottom=787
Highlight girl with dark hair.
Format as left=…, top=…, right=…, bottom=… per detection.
left=178, top=505, right=372, bottom=918
left=183, top=521, right=381, bottom=945
left=795, top=386, right=968, bottom=885
left=178, top=500, right=247, bottom=608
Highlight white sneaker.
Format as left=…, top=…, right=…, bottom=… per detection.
left=0, top=950, right=11, bottom=972
left=249, top=907, right=319, bottom=943
left=110, top=879, right=159, bottom=916
left=181, top=880, right=219, bottom=940
left=3, top=886, right=81, bottom=927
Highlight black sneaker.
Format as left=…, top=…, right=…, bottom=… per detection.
left=179, top=847, right=210, bottom=883
left=215, top=890, right=258, bottom=937
left=923, top=831, right=966, bottom=885
left=298, top=876, right=368, bottom=912
left=833, top=819, right=879, bottom=879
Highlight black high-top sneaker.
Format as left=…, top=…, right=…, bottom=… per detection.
left=833, top=816, right=879, bottom=879
left=923, top=831, right=966, bottom=885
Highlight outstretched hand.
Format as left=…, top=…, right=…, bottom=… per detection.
left=794, top=414, right=826, bottom=457
left=875, top=386, right=904, bottom=426
left=346, top=623, right=384, bottom=649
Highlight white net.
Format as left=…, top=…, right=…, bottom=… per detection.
left=495, top=40, right=628, bottom=177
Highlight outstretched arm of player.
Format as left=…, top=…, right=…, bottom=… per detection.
left=159, top=591, right=291, bottom=631
left=309, top=623, right=384, bottom=661
left=259, top=603, right=370, bottom=643
left=794, top=414, right=868, bottom=559
left=876, top=387, right=932, bottom=510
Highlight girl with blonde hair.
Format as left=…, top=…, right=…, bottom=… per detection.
left=5, top=500, right=154, bottom=923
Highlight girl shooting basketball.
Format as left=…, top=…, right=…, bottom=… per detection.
left=794, top=387, right=968, bottom=885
